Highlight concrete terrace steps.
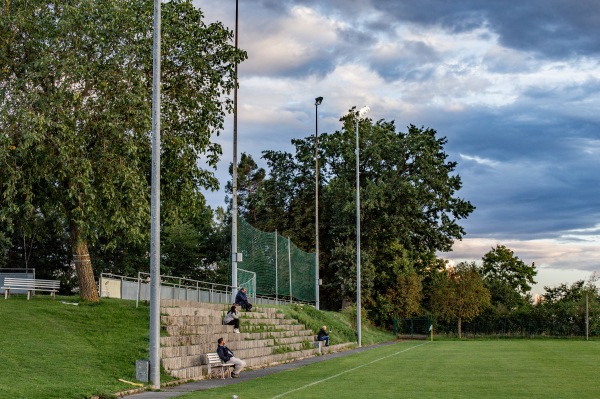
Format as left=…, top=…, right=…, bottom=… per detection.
left=164, top=322, right=308, bottom=337
left=162, top=342, right=314, bottom=371
left=160, top=300, right=343, bottom=381
left=159, top=329, right=315, bottom=347
left=161, top=335, right=314, bottom=358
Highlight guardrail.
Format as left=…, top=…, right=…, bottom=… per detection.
left=99, top=273, right=311, bottom=307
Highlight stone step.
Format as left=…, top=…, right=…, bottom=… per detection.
left=162, top=299, right=282, bottom=315
left=160, top=329, right=315, bottom=347
left=161, top=305, right=277, bottom=319
left=162, top=342, right=316, bottom=371
left=161, top=336, right=314, bottom=358
left=161, top=315, right=223, bottom=326
left=161, top=314, right=294, bottom=328
left=165, top=322, right=307, bottom=336
left=163, top=324, right=232, bottom=336
left=166, top=346, right=326, bottom=380
left=158, top=301, right=355, bottom=382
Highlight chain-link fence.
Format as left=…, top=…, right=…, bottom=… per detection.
left=238, top=217, right=316, bottom=303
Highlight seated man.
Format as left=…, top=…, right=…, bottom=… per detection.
left=216, top=337, right=246, bottom=378
left=317, top=325, right=330, bottom=347
left=235, top=287, right=253, bottom=312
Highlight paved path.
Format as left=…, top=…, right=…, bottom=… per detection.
left=120, top=342, right=395, bottom=399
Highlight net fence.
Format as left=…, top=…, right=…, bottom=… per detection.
left=238, top=217, right=316, bottom=303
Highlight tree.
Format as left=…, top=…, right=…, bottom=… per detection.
left=0, top=0, right=246, bottom=301
left=534, top=274, right=600, bottom=336
left=225, top=153, right=267, bottom=225
left=482, top=245, right=537, bottom=311
left=430, top=262, right=491, bottom=338
left=385, top=269, right=423, bottom=319
left=233, top=112, right=474, bottom=315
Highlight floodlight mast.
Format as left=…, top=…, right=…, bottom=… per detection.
left=315, top=96, right=323, bottom=310
left=355, top=105, right=368, bottom=347
left=149, top=0, right=162, bottom=389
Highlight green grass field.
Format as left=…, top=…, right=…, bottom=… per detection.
left=1, top=296, right=598, bottom=399
left=0, top=296, right=154, bottom=399
left=0, top=295, right=391, bottom=398
left=179, top=340, right=600, bottom=399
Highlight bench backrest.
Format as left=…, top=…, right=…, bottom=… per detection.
left=207, top=353, right=223, bottom=364
left=3, top=277, right=60, bottom=290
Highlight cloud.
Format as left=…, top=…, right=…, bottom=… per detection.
left=370, top=0, right=600, bottom=59
left=439, top=237, right=599, bottom=295
left=194, top=0, right=600, bottom=292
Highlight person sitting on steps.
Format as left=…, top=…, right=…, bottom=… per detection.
left=217, top=337, right=246, bottom=378
left=317, top=325, right=330, bottom=347
left=235, top=287, right=253, bottom=312
left=223, top=304, right=241, bottom=333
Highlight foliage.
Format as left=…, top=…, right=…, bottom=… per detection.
left=430, top=261, right=491, bottom=338
left=0, top=0, right=246, bottom=298
left=482, top=245, right=537, bottom=311
left=230, top=115, right=474, bottom=319
left=385, top=269, right=423, bottom=319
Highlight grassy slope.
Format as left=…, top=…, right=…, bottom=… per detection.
left=0, top=296, right=394, bottom=399
left=0, top=296, right=151, bottom=399
left=276, top=303, right=394, bottom=345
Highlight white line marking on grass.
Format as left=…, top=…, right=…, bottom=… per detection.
left=271, top=343, right=428, bottom=399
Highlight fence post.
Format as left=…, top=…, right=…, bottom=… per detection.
left=275, top=230, right=278, bottom=304
left=136, top=272, right=141, bottom=308
left=288, top=236, right=292, bottom=304
left=586, top=292, right=589, bottom=341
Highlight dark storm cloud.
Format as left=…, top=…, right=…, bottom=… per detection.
left=370, top=0, right=600, bottom=59
left=369, top=40, right=441, bottom=82
left=196, top=0, right=600, bottom=288
left=423, top=100, right=600, bottom=240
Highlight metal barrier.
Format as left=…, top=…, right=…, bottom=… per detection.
left=99, top=273, right=301, bottom=307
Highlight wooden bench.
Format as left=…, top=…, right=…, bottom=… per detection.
left=206, top=353, right=234, bottom=379
left=2, top=277, right=60, bottom=300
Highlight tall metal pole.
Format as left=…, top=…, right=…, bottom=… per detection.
left=315, top=96, right=322, bottom=310
left=355, top=112, right=361, bottom=348
left=231, top=0, right=239, bottom=302
left=355, top=106, right=369, bottom=348
left=149, top=0, right=162, bottom=389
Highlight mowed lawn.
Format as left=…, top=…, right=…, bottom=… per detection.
left=181, top=340, right=600, bottom=399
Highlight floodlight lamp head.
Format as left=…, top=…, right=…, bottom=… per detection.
left=315, top=96, right=323, bottom=106
left=357, top=106, right=369, bottom=118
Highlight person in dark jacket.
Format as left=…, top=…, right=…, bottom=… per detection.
left=235, top=287, right=253, bottom=311
left=216, top=337, right=246, bottom=377
left=317, top=325, right=330, bottom=346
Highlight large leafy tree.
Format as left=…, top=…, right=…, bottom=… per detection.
left=233, top=111, right=474, bottom=315
left=430, top=261, right=491, bottom=338
left=535, top=275, right=600, bottom=336
left=481, top=245, right=537, bottom=312
left=0, top=0, right=246, bottom=301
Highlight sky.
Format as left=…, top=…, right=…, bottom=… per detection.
left=192, top=0, right=600, bottom=295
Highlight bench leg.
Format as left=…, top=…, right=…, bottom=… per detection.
left=4, top=289, right=9, bottom=299
left=27, top=290, right=32, bottom=300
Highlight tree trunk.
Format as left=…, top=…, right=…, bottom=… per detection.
left=71, top=223, right=99, bottom=303
left=458, top=317, right=462, bottom=339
